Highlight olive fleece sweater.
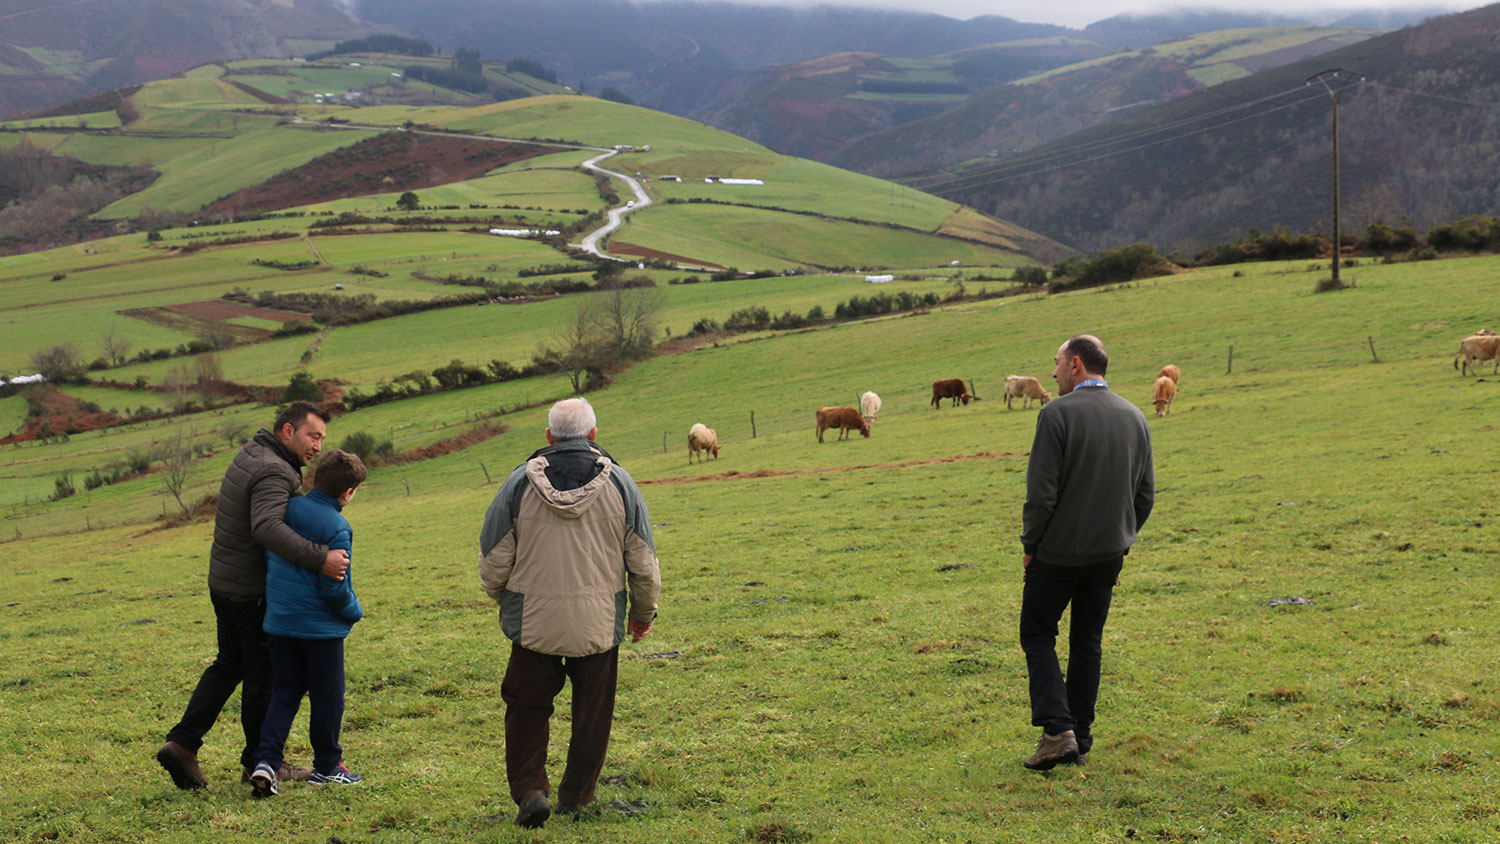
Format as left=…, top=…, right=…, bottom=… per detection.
left=1020, top=385, right=1155, bottom=565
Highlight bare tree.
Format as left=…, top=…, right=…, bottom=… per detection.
left=216, top=416, right=250, bottom=449
left=29, top=344, right=84, bottom=382
left=100, top=325, right=131, bottom=366
left=163, top=363, right=193, bottom=413
left=158, top=425, right=196, bottom=516
left=192, top=352, right=223, bottom=407
left=535, top=298, right=609, bottom=393
left=593, top=287, right=664, bottom=361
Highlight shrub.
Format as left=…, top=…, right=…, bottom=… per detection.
left=1013, top=265, right=1049, bottom=285
left=284, top=371, right=321, bottom=402
left=688, top=317, right=721, bottom=337
left=488, top=359, right=519, bottom=381
left=340, top=431, right=394, bottom=463
left=724, top=306, right=771, bottom=331
left=51, top=472, right=76, bottom=501
left=1362, top=222, right=1419, bottom=253
left=1052, top=242, right=1162, bottom=292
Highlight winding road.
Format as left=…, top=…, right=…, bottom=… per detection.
left=292, top=118, right=656, bottom=263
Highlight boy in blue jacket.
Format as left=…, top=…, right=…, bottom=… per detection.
left=250, top=449, right=368, bottom=798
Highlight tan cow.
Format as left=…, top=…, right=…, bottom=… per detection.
left=687, top=423, right=719, bottom=463
left=859, top=391, right=882, bottom=425
left=1157, top=364, right=1180, bottom=384
left=816, top=406, right=870, bottom=442
left=1003, top=375, right=1051, bottom=409
left=1455, top=334, right=1500, bottom=376
left=1151, top=375, right=1177, bottom=416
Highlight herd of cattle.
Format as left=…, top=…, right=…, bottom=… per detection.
left=684, top=367, right=1184, bottom=463
left=682, top=330, right=1495, bottom=462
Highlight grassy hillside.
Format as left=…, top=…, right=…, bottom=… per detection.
left=2, top=253, right=1498, bottom=842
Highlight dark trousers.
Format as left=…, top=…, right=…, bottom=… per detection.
left=256, top=635, right=346, bottom=774
left=501, top=642, right=619, bottom=808
left=165, top=590, right=272, bottom=770
left=1019, top=556, right=1123, bottom=754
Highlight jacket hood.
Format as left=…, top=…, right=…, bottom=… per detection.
left=523, top=441, right=614, bottom=519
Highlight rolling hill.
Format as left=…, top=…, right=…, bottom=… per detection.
left=0, top=0, right=370, bottom=118
left=908, top=2, right=1500, bottom=253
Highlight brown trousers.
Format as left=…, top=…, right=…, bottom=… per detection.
left=501, top=642, right=619, bottom=807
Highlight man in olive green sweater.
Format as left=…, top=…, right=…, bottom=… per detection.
left=1019, top=334, right=1154, bottom=770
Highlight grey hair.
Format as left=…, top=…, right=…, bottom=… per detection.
left=548, top=397, right=597, bottom=441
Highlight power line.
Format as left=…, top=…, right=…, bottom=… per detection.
left=910, top=84, right=1318, bottom=191
left=1363, top=80, right=1494, bottom=109
left=920, top=89, right=1331, bottom=196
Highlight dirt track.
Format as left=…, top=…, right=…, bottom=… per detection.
left=639, top=450, right=1021, bottom=485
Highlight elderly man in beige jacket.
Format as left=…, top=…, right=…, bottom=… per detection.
left=479, top=397, right=660, bottom=829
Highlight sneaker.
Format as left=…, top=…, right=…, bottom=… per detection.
left=308, top=763, right=363, bottom=785
left=156, top=741, right=207, bottom=790
left=1023, top=729, right=1079, bottom=771
left=516, top=790, right=551, bottom=829
left=249, top=762, right=280, bottom=799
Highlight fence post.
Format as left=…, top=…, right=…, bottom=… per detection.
left=404, top=478, right=411, bottom=496
left=751, top=410, right=757, bottom=438
left=480, top=462, right=491, bottom=483
left=662, top=432, right=667, bottom=453
left=1368, top=335, right=1378, bottom=362
left=1227, top=345, right=1234, bottom=374
left=967, top=378, right=979, bottom=400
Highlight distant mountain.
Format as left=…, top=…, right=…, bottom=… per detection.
left=829, top=25, right=1377, bottom=178
left=915, top=4, right=1500, bottom=253
left=1080, top=7, right=1450, bottom=48
left=0, top=0, right=370, bottom=118
left=353, top=0, right=1067, bottom=109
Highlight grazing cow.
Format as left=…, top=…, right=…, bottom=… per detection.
left=1455, top=334, right=1500, bottom=375
left=1476, top=329, right=1496, bottom=336
left=931, top=378, right=971, bottom=408
left=816, top=406, right=870, bottom=442
left=1157, top=364, right=1180, bottom=384
left=1151, top=375, right=1177, bottom=416
left=687, top=423, right=719, bottom=464
left=859, top=391, right=882, bottom=424
left=1003, top=375, right=1051, bottom=409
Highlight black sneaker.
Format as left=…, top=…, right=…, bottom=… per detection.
left=249, top=762, right=279, bottom=798
left=308, top=763, right=363, bottom=785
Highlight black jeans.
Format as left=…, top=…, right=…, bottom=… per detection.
left=165, top=590, right=273, bottom=770
left=501, top=643, right=619, bottom=808
left=1018, top=556, right=1123, bottom=753
left=257, top=635, right=345, bottom=774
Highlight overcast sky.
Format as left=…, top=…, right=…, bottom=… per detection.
left=649, top=0, right=1490, bottom=29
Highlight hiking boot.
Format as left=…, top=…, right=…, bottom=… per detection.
left=516, top=790, right=551, bottom=829
left=308, top=763, right=363, bottom=785
left=1023, top=729, right=1079, bottom=771
left=156, top=741, right=207, bottom=790
left=249, top=762, right=279, bottom=799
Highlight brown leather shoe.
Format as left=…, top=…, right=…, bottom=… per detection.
left=1023, top=729, right=1079, bottom=771
left=244, top=763, right=313, bottom=783
left=156, top=741, right=207, bottom=790
left=279, top=763, right=313, bottom=782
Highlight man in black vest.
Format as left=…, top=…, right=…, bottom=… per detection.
left=1019, top=334, right=1155, bottom=770
left=156, top=401, right=350, bottom=789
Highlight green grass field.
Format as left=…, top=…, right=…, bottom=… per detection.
left=2, top=253, right=1498, bottom=843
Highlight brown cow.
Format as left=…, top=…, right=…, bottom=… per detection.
left=1455, top=334, right=1500, bottom=376
left=931, top=378, right=971, bottom=408
left=1157, top=364, right=1180, bottom=384
left=1151, top=375, right=1177, bottom=416
left=816, top=406, right=870, bottom=442
left=1003, top=375, right=1051, bottom=409
left=687, top=423, right=719, bottom=464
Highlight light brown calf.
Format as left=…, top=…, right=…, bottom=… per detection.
left=1151, top=375, right=1177, bottom=416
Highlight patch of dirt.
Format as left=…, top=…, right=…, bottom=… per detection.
left=0, top=386, right=121, bottom=444
left=167, top=300, right=309, bottom=324
left=608, top=241, right=725, bottom=269
left=202, top=132, right=552, bottom=218
left=639, top=450, right=1019, bottom=486
left=118, top=306, right=271, bottom=343
left=373, top=421, right=507, bottom=468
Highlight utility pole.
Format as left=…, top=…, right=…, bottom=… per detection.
left=1307, top=69, right=1365, bottom=287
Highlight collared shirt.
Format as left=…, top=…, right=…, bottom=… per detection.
left=1075, top=378, right=1108, bottom=389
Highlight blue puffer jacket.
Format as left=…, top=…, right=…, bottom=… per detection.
left=264, top=489, right=362, bottom=639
